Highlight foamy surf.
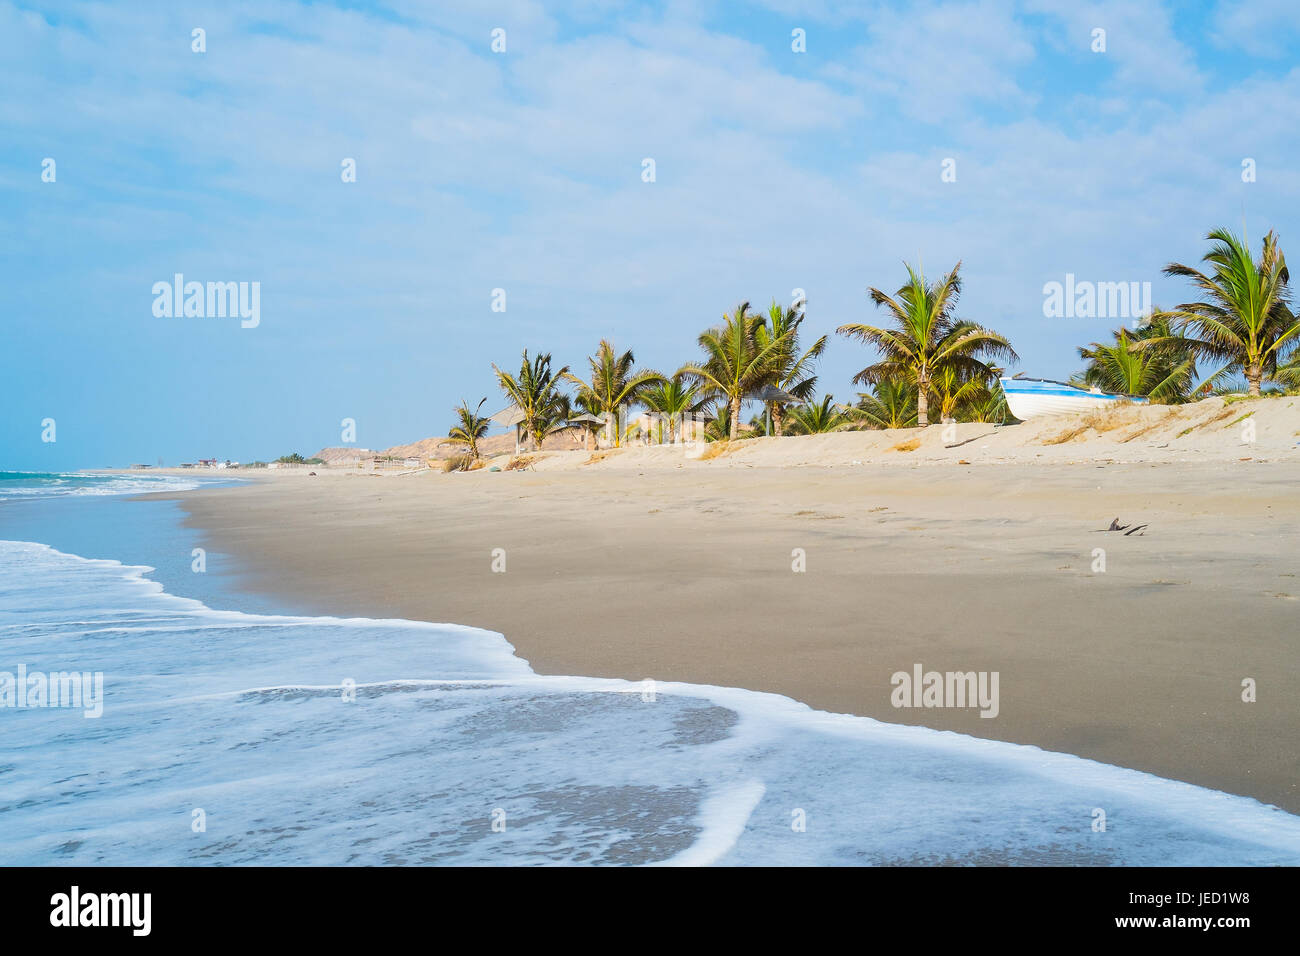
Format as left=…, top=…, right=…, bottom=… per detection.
left=2, top=538, right=1299, bottom=866
left=0, top=471, right=214, bottom=500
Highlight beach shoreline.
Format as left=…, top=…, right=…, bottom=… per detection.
left=159, top=436, right=1300, bottom=815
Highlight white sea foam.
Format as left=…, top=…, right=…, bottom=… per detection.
left=2, top=538, right=1299, bottom=866
left=0, top=472, right=211, bottom=500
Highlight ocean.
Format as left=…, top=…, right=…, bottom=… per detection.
left=2, top=472, right=1299, bottom=865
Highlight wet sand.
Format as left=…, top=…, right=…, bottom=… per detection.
left=166, top=451, right=1300, bottom=814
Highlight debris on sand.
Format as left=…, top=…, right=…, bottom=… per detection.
left=1103, top=517, right=1148, bottom=536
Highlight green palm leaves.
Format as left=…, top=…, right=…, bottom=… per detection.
left=680, top=302, right=799, bottom=440
left=1075, top=316, right=1198, bottom=401
left=565, top=340, right=664, bottom=447
left=837, top=262, right=1017, bottom=426
left=1155, top=228, right=1298, bottom=396
left=641, top=373, right=708, bottom=442
left=756, top=298, right=827, bottom=436
left=855, top=381, right=919, bottom=429
left=446, top=397, right=490, bottom=460
left=786, top=394, right=853, bottom=434
left=492, top=351, right=571, bottom=450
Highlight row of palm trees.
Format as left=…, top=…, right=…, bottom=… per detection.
left=1076, top=228, right=1299, bottom=399
left=445, top=226, right=1300, bottom=457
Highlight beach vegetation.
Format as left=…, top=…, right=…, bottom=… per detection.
left=854, top=380, right=920, bottom=429
left=1150, top=228, right=1298, bottom=397
left=1074, top=314, right=1200, bottom=401
left=786, top=394, right=856, bottom=434
left=565, top=340, right=664, bottom=447
left=505, top=454, right=542, bottom=471
left=446, top=397, right=491, bottom=461
left=680, top=302, right=798, bottom=440
left=756, top=297, right=827, bottom=436
left=492, top=351, right=572, bottom=451
left=838, top=261, right=1017, bottom=426
left=640, top=373, right=709, bottom=443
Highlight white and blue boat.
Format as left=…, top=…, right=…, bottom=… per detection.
left=999, top=374, right=1148, bottom=420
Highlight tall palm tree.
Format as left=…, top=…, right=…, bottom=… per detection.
left=641, top=372, right=708, bottom=443
left=536, top=391, right=573, bottom=446
left=855, top=381, right=919, bottom=429
left=564, top=340, right=664, bottom=447
left=756, top=298, right=827, bottom=436
left=492, top=350, right=571, bottom=451
left=1074, top=316, right=1198, bottom=401
left=681, top=302, right=796, bottom=439
left=837, top=262, right=1018, bottom=426
left=786, top=394, right=854, bottom=434
left=446, top=397, right=490, bottom=460
left=1153, top=228, right=1297, bottom=396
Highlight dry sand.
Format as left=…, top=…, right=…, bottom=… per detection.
left=160, top=396, right=1300, bottom=812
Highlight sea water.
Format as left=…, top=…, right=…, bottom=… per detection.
left=2, top=474, right=1299, bottom=865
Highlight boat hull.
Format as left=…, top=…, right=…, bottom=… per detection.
left=999, top=378, right=1147, bottom=420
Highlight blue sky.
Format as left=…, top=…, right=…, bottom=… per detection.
left=3, top=0, right=1299, bottom=469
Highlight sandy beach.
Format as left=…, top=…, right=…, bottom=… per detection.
left=159, top=398, right=1300, bottom=815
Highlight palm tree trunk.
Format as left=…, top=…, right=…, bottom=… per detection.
left=917, top=385, right=929, bottom=427
left=1247, top=364, right=1262, bottom=397
left=729, top=396, right=741, bottom=440
left=772, top=403, right=786, bottom=437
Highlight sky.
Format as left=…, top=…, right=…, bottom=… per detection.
left=3, top=0, right=1298, bottom=469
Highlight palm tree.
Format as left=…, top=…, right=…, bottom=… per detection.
left=564, top=340, right=664, bottom=447
left=964, top=382, right=1011, bottom=424
left=1074, top=316, right=1198, bottom=401
left=703, top=406, right=734, bottom=443
left=446, top=397, right=490, bottom=460
left=681, top=302, right=796, bottom=439
left=837, top=261, right=1018, bottom=426
left=641, top=372, right=708, bottom=443
left=855, top=381, right=919, bottom=429
left=535, top=391, right=573, bottom=446
left=1276, top=353, right=1300, bottom=393
left=928, top=365, right=994, bottom=423
left=786, top=394, right=854, bottom=434
left=492, top=350, right=571, bottom=450
left=1153, top=228, right=1298, bottom=396
left=756, top=298, right=827, bottom=436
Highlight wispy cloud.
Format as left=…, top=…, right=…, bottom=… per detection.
left=1, top=0, right=1296, bottom=467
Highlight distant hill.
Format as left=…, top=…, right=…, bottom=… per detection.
left=312, top=428, right=588, bottom=464
left=310, top=446, right=378, bottom=464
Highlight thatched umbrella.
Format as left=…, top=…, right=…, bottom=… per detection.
left=568, top=413, right=605, bottom=451
left=754, top=385, right=803, bottom=436
left=490, top=405, right=526, bottom=454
